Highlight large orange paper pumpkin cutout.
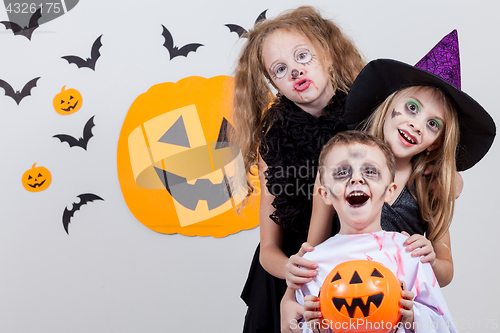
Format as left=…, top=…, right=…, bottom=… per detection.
left=320, top=260, right=402, bottom=333
left=22, top=163, right=51, bottom=192
left=117, top=75, right=259, bottom=237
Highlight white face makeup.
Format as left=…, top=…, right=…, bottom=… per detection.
left=382, top=88, right=446, bottom=160
left=319, top=143, right=396, bottom=234
left=261, top=29, right=334, bottom=115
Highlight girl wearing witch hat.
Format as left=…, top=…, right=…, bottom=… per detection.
left=282, top=30, right=496, bottom=325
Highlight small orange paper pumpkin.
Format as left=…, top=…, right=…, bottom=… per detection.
left=22, top=163, right=52, bottom=192
left=53, top=86, right=82, bottom=115
left=320, top=260, right=402, bottom=333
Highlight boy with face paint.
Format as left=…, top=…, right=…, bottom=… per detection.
left=317, top=131, right=397, bottom=236
left=284, top=131, right=457, bottom=333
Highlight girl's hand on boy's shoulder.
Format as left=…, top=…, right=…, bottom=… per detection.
left=401, top=231, right=436, bottom=265
left=285, top=242, right=318, bottom=290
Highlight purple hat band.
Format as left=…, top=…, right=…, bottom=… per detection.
left=414, top=29, right=461, bottom=90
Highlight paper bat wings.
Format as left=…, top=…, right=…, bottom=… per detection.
left=63, top=193, right=104, bottom=234
left=161, top=25, right=203, bottom=59
left=62, top=35, right=102, bottom=70
left=0, top=7, right=42, bottom=40
left=0, top=77, right=40, bottom=105
left=225, top=9, right=267, bottom=38
left=53, top=115, right=95, bottom=150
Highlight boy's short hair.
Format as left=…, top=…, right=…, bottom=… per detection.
left=318, top=130, right=396, bottom=184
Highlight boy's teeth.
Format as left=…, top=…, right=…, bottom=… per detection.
left=347, top=191, right=369, bottom=205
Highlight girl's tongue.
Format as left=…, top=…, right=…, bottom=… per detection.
left=293, top=79, right=311, bottom=92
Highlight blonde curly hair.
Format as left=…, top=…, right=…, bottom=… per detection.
left=229, top=6, right=365, bottom=199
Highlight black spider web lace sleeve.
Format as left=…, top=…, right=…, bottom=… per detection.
left=259, top=94, right=347, bottom=235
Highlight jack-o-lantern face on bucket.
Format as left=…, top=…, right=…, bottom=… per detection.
left=117, top=76, right=259, bottom=237
left=53, top=86, right=82, bottom=115
left=22, top=163, right=51, bottom=192
left=320, top=260, right=402, bottom=333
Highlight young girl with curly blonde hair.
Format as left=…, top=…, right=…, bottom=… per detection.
left=229, top=6, right=365, bottom=332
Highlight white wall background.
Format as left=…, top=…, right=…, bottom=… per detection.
left=0, top=0, right=498, bottom=332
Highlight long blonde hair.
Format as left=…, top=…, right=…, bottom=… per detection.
left=361, top=86, right=460, bottom=241
left=229, top=6, right=365, bottom=198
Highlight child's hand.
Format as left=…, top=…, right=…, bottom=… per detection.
left=402, top=231, right=436, bottom=265
left=399, top=281, right=415, bottom=330
left=303, top=295, right=328, bottom=333
left=285, top=242, right=318, bottom=290
left=280, top=294, right=304, bottom=333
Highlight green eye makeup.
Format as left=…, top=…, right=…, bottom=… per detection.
left=406, top=99, right=421, bottom=113
left=429, top=118, right=443, bottom=130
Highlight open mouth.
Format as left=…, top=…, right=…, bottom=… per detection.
left=293, top=79, right=311, bottom=92
left=332, top=292, right=384, bottom=318
left=62, top=100, right=79, bottom=112
left=398, top=129, right=417, bottom=145
left=154, top=167, right=231, bottom=211
left=346, top=191, right=369, bottom=206
left=28, top=180, right=46, bottom=188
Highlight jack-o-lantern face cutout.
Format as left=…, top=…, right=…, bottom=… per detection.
left=117, top=76, right=259, bottom=237
left=22, top=163, right=51, bottom=192
left=320, top=260, right=402, bottom=332
left=53, top=86, right=82, bottom=115
left=151, top=115, right=243, bottom=213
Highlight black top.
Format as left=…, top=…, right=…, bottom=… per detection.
left=259, top=93, right=347, bottom=236
left=381, top=184, right=428, bottom=235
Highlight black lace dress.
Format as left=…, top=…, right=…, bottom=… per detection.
left=240, top=94, right=347, bottom=333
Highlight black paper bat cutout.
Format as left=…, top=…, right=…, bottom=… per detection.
left=53, top=115, right=95, bottom=150
left=0, top=77, right=40, bottom=105
left=0, top=7, right=42, bottom=40
left=63, top=193, right=104, bottom=234
left=225, top=9, right=267, bottom=38
left=161, top=25, right=203, bottom=59
left=62, top=35, right=102, bottom=70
